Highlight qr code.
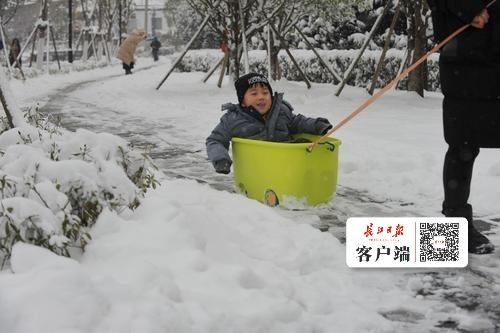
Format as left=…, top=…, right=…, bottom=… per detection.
left=419, top=222, right=459, bottom=262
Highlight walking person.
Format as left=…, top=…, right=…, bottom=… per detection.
left=428, top=0, right=499, bottom=254
left=116, top=30, right=147, bottom=75
left=150, top=36, right=161, bottom=62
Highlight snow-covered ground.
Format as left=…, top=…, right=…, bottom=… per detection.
left=1, top=57, right=499, bottom=332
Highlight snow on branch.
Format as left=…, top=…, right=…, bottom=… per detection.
left=0, top=68, right=28, bottom=129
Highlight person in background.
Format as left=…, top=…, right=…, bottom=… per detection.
left=206, top=73, right=333, bottom=174
left=8, top=38, right=21, bottom=68
left=427, top=0, right=499, bottom=254
left=150, top=36, right=161, bottom=62
left=116, top=30, right=147, bottom=75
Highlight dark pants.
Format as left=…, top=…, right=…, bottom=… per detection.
left=442, top=144, right=480, bottom=222
left=9, top=56, right=21, bottom=68
left=442, top=96, right=500, bottom=222
left=152, top=49, right=159, bottom=61
left=123, top=62, right=135, bottom=75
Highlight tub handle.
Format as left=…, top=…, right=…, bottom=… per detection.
left=318, top=141, right=335, bottom=152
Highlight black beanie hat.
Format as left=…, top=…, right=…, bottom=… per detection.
left=234, top=73, right=273, bottom=104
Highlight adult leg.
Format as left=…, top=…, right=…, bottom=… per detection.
left=442, top=145, right=494, bottom=254
left=123, top=63, right=132, bottom=75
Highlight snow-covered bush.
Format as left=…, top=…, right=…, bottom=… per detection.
left=0, top=104, right=158, bottom=267
left=176, top=51, right=222, bottom=73
left=9, top=59, right=114, bottom=80
left=178, top=49, right=440, bottom=91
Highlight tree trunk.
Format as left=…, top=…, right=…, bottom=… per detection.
left=98, top=0, right=103, bottom=32
left=404, top=0, right=428, bottom=97
left=335, top=0, right=391, bottom=96
left=368, top=1, right=401, bottom=95
left=0, top=88, right=14, bottom=129
left=118, top=0, right=122, bottom=45
left=270, top=45, right=281, bottom=80
left=0, top=68, right=27, bottom=128
left=229, top=1, right=240, bottom=80
left=68, top=0, right=73, bottom=63
left=229, top=39, right=240, bottom=81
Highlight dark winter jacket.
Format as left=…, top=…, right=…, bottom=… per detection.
left=8, top=39, right=21, bottom=67
left=429, top=0, right=500, bottom=99
left=151, top=38, right=161, bottom=50
left=206, top=93, right=332, bottom=165
left=429, top=0, right=500, bottom=147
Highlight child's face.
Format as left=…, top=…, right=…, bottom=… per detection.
left=242, top=84, right=272, bottom=115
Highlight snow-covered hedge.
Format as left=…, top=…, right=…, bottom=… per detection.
left=0, top=104, right=158, bottom=267
left=9, top=59, right=114, bottom=80
left=177, top=49, right=441, bottom=92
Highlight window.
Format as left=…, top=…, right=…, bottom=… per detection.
left=152, top=17, right=162, bottom=30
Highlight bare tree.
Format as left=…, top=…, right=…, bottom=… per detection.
left=401, top=0, right=430, bottom=97
left=262, top=0, right=304, bottom=80
left=0, top=0, right=20, bottom=25
left=0, top=61, right=26, bottom=128
left=185, top=0, right=286, bottom=79
left=184, top=0, right=372, bottom=80
left=98, top=0, right=119, bottom=41
left=263, top=0, right=370, bottom=82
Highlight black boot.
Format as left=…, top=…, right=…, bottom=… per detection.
left=468, top=223, right=494, bottom=254
left=443, top=204, right=494, bottom=254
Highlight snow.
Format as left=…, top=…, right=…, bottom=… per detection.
left=0, top=126, right=138, bottom=206
left=0, top=68, right=27, bottom=127
left=0, top=56, right=499, bottom=332
left=0, top=187, right=418, bottom=332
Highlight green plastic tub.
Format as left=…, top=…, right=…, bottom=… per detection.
left=231, top=134, right=341, bottom=206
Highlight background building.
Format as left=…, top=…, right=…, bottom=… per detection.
left=129, top=0, right=169, bottom=36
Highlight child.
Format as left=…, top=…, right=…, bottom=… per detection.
left=206, top=72, right=333, bottom=174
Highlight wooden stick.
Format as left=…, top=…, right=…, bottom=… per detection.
left=267, top=24, right=272, bottom=80
left=50, top=25, right=61, bottom=70
left=395, top=47, right=410, bottom=90
left=217, top=50, right=229, bottom=88
left=269, top=22, right=311, bottom=89
left=335, top=0, right=391, bottom=96
left=17, top=25, right=37, bottom=63
left=46, top=21, right=50, bottom=72
left=203, top=55, right=225, bottom=83
left=156, top=12, right=213, bottom=90
left=102, top=35, right=111, bottom=64
left=368, top=0, right=401, bottom=95
left=0, top=19, right=13, bottom=75
left=29, top=30, right=38, bottom=67
left=294, top=23, right=342, bottom=83
left=89, top=32, right=99, bottom=61
left=307, top=23, right=472, bottom=152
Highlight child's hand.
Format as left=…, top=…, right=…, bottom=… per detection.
left=214, top=159, right=232, bottom=174
left=316, top=118, right=333, bottom=135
